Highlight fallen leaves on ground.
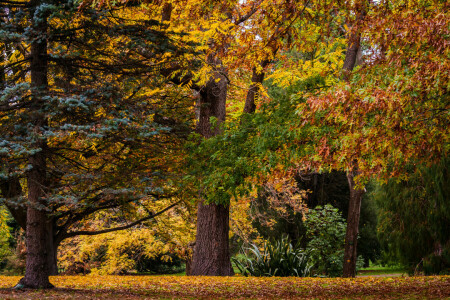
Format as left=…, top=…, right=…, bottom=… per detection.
left=0, top=275, right=448, bottom=299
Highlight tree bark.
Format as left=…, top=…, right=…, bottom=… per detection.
left=191, top=202, right=234, bottom=275
left=243, top=64, right=266, bottom=114
left=16, top=4, right=54, bottom=288
left=18, top=146, right=54, bottom=288
left=342, top=170, right=364, bottom=277
left=0, top=178, right=27, bottom=230
left=190, top=58, right=234, bottom=276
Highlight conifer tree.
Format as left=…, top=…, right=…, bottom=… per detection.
left=0, top=0, right=193, bottom=288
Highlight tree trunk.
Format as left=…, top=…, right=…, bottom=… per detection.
left=243, top=67, right=264, bottom=114
left=191, top=203, right=234, bottom=275
left=190, top=60, right=234, bottom=276
left=47, top=225, right=59, bottom=276
left=341, top=4, right=367, bottom=277
left=243, top=60, right=271, bottom=114
left=18, top=149, right=54, bottom=288
left=0, top=178, right=27, bottom=230
left=1, top=177, right=59, bottom=275
left=16, top=5, right=54, bottom=288
left=342, top=171, right=364, bottom=277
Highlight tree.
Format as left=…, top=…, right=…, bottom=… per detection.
left=1, top=0, right=194, bottom=288
left=151, top=0, right=300, bottom=276
left=299, top=0, right=448, bottom=276
left=375, top=158, right=449, bottom=275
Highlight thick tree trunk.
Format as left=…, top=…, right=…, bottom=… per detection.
left=16, top=5, right=54, bottom=288
left=191, top=203, right=234, bottom=275
left=342, top=171, right=364, bottom=277
left=190, top=60, right=234, bottom=276
left=1, top=178, right=59, bottom=275
left=18, top=147, right=54, bottom=288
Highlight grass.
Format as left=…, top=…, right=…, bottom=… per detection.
left=358, top=265, right=407, bottom=276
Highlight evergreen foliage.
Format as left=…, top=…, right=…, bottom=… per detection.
left=375, top=158, right=450, bottom=275
left=0, top=0, right=194, bottom=241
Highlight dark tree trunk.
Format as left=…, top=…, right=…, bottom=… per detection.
left=243, top=59, right=271, bottom=114
left=47, top=223, right=59, bottom=276
left=342, top=170, right=364, bottom=277
left=0, top=178, right=27, bottom=230
left=341, top=4, right=367, bottom=277
left=1, top=178, right=59, bottom=275
left=18, top=149, right=54, bottom=288
left=190, top=60, right=234, bottom=276
left=16, top=5, right=54, bottom=288
left=195, top=65, right=227, bottom=139
left=191, top=203, right=234, bottom=276
left=243, top=67, right=264, bottom=114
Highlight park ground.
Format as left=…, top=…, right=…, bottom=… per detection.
left=0, top=275, right=449, bottom=299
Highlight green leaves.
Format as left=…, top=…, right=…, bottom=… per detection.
left=233, top=235, right=312, bottom=277
left=304, top=205, right=348, bottom=277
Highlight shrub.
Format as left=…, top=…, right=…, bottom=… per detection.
left=304, top=204, right=363, bottom=277
left=232, top=235, right=312, bottom=277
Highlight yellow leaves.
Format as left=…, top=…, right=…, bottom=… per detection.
left=0, top=207, right=11, bottom=243
left=1, top=275, right=449, bottom=298
left=94, top=107, right=107, bottom=118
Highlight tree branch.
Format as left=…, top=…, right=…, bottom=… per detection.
left=63, top=201, right=180, bottom=238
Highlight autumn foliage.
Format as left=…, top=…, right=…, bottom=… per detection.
left=0, top=275, right=449, bottom=299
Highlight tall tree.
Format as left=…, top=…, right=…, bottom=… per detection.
left=375, top=158, right=449, bottom=274
left=1, top=0, right=194, bottom=288
left=302, top=0, right=449, bottom=275
left=341, top=1, right=367, bottom=278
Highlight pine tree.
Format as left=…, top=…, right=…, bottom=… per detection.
left=0, top=0, right=193, bottom=288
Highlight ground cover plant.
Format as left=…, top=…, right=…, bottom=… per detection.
left=0, top=275, right=448, bottom=299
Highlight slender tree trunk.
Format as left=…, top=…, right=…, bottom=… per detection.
left=243, top=65, right=265, bottom=114
left=16, top=4, right=54, bottom=288
left=342, top=170, right=364, bottom=277
left=341, top=3, right=367, bottom=278
left=47, top=223, right=59, bottom=276
left=190, top=60, right=234, bottom=276
left=47, top=246, right=58, bottom=276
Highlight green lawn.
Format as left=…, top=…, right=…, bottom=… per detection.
left=358, top=265, right=407, bottom=276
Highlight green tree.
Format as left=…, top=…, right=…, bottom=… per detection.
left=0, top=0, right=193, bottom=288
left=375, top=158, right=449, bottom=275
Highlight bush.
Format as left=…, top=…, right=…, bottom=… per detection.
left=423, top=243, right=450, bottom=275
left=232, top=235, right=312, bottom=277
left=136, top=254, right=184, bottom=274
left=304, top=204, right=363, bottom=277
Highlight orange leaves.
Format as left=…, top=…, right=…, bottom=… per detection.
left=0, top=275, right=449, bottom=299
left=297, top=0, right=449, bottom=180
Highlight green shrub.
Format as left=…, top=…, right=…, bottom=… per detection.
left=232, top=235, right=312, bottom=277
left=304, top=204, right=363, bottom=277
left=423, top=244, right=450, bottom=275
